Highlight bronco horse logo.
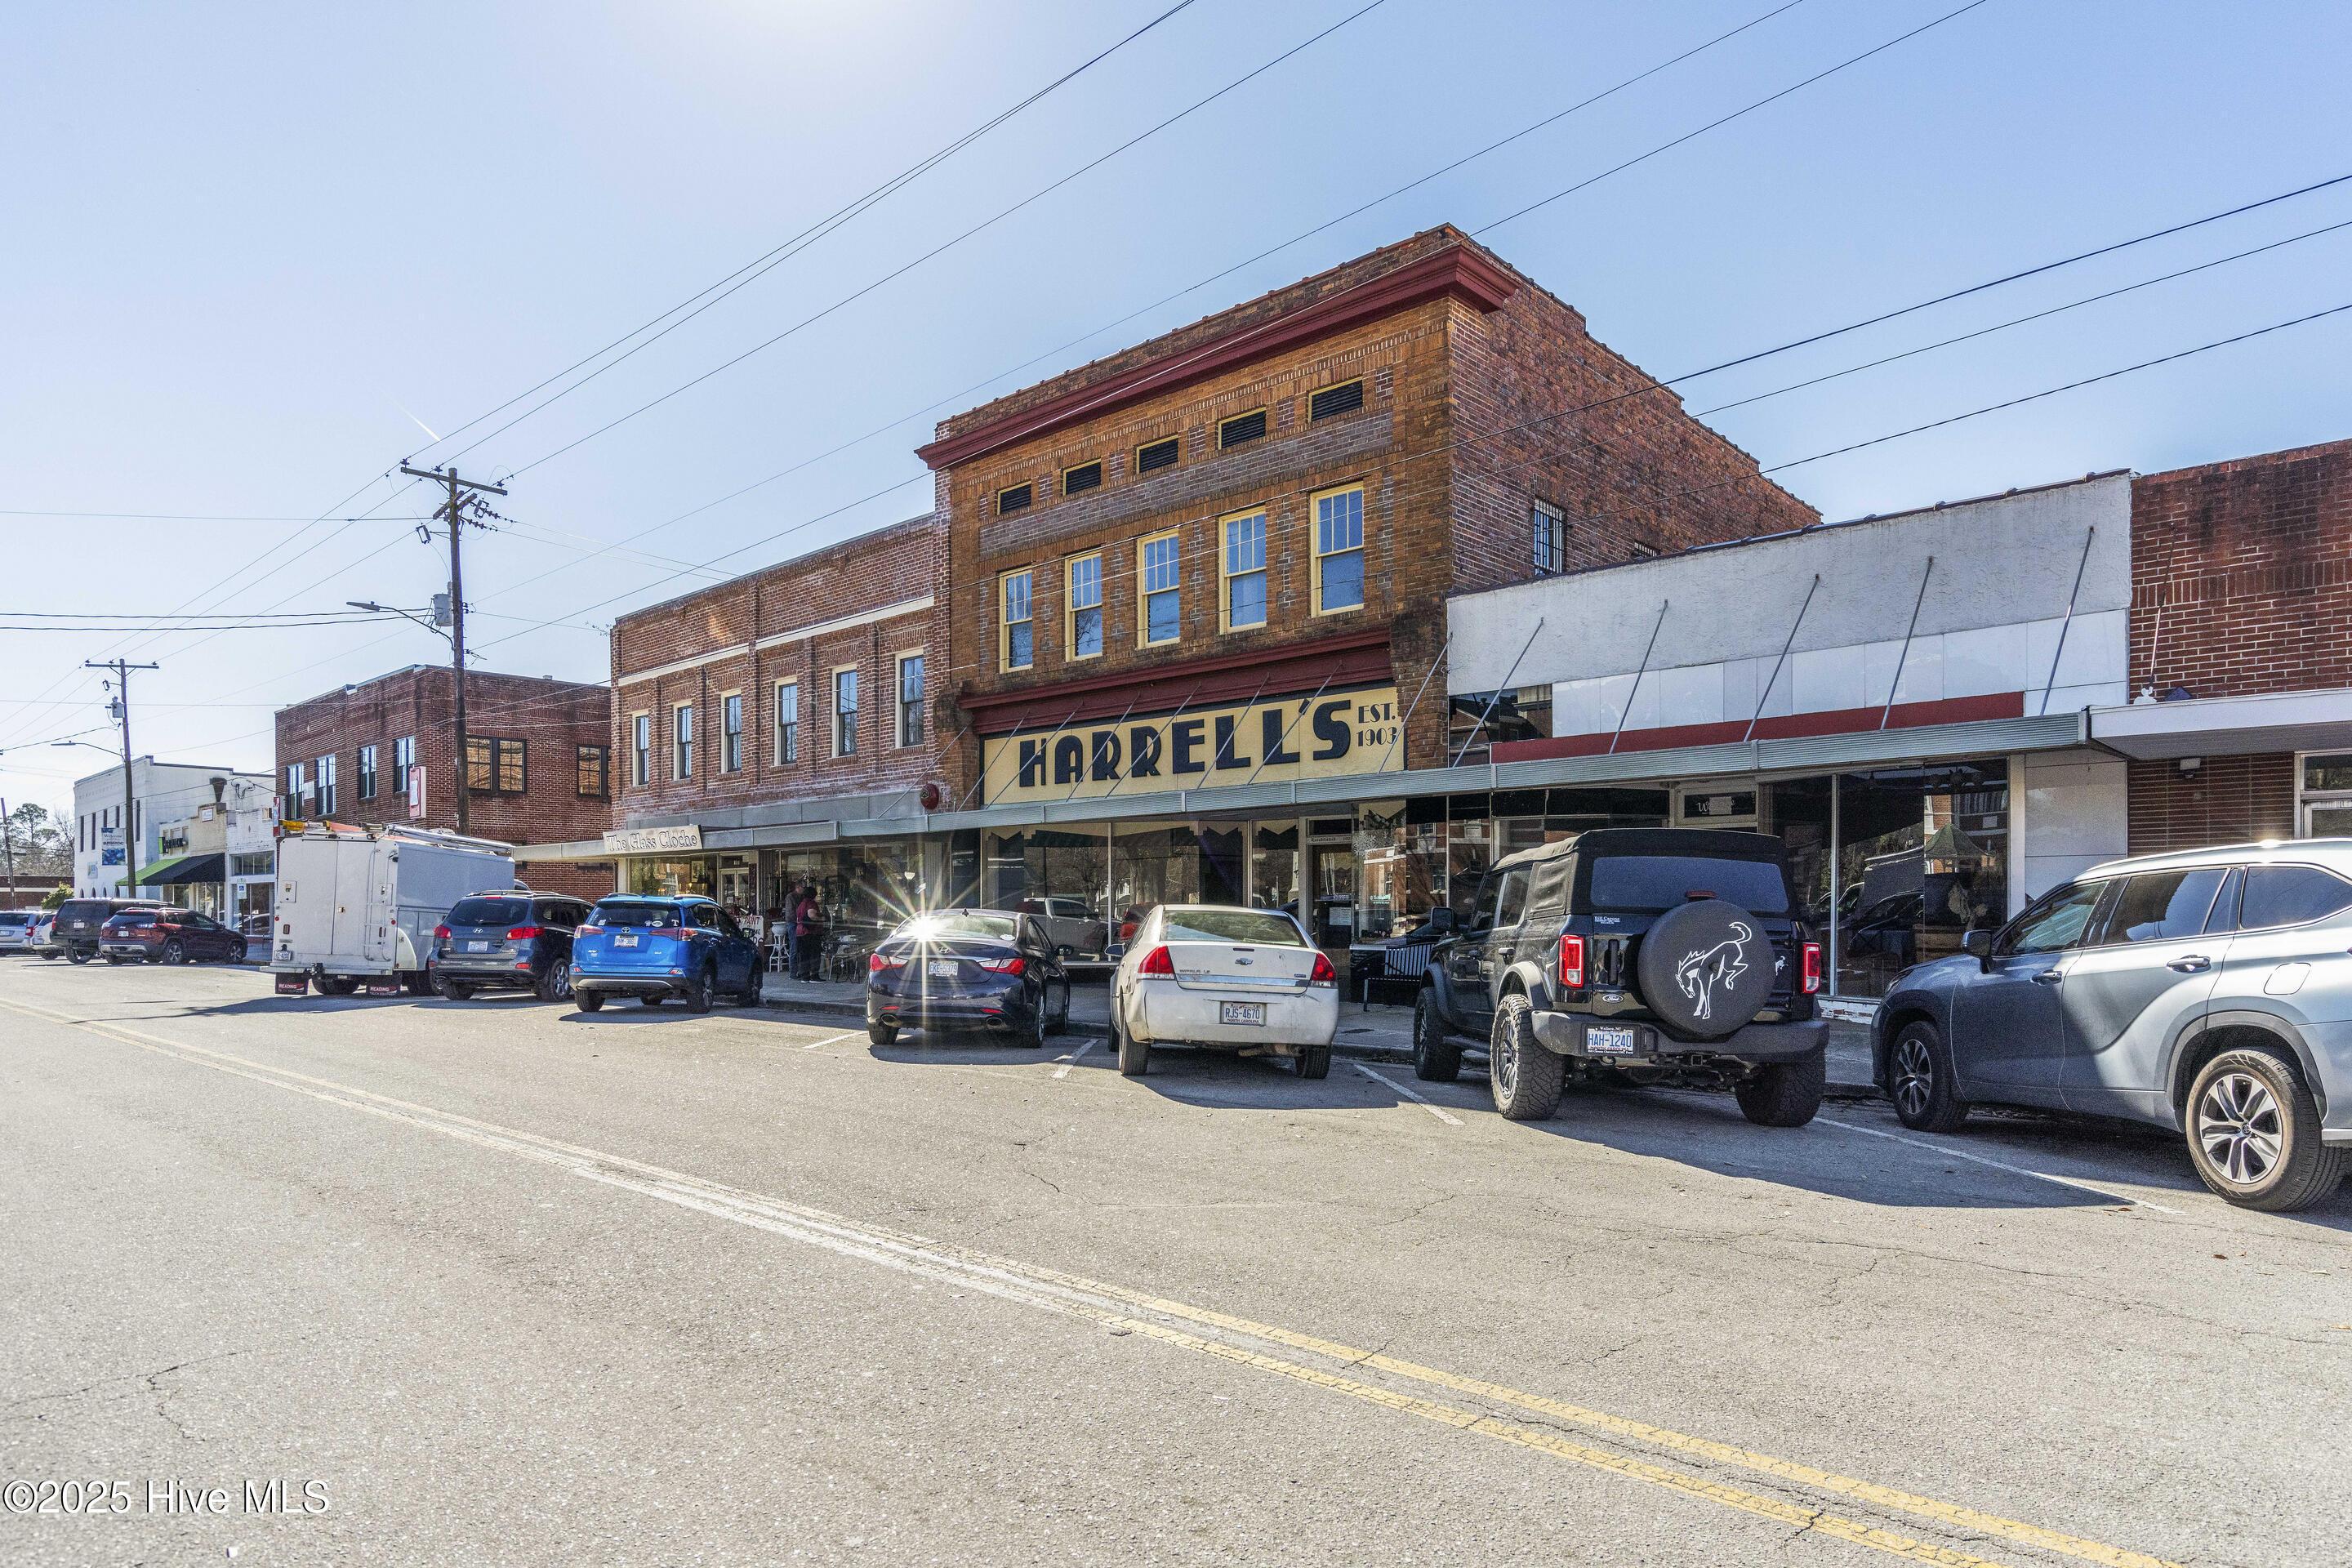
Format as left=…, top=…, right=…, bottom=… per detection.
left=1674, top=922, right=1753, bottom=1021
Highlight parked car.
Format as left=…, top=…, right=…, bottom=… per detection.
left=1874, top=840, right=2352, bottom=1212
left=1411, top=828, right=1826, bottom=1126
left=431, top=892, right=595, bottom=1002
left=1107, top=904, right=1338, bottom=1079
left=569, top=895, right=764, bottom=1013
left=1014, top=897, right=1111, bottom=963
left=270, top=822, right=514, bottom=996
left=0, top=909, right=39, bottom=954
left=96, top=907, right=248, bottom=965
left=51, top=898, right=167, bottom=964
left=866, top=908, right=1071, bottom=1047
left=29, top=912, right=60, bottom=958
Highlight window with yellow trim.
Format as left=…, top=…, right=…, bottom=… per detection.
left=1065, top=553, right=1102, bottom=660
left=1138, top=532, right=1181, bottom=646
left=1312, top=485, right=1365, bottom=614
left=1222, top=509, right=1267, bottom=630
left=1000, top=569, right=1033, bottom=670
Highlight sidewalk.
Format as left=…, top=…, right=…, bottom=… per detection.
left=755, top=975, right=1878, bottom=1094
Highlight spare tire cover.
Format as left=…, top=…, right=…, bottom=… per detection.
left=1634, top=898, right=1775, bottom=1040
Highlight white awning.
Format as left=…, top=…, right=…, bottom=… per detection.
left=2090, top=688, right=2352, bottom=760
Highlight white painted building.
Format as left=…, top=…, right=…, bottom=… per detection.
left=70, top=759, right=273, bottom=901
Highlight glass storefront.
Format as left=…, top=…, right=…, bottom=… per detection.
left=1828, top=761, right=2009, bottom=999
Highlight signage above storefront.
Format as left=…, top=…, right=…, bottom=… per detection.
left=982, top=685, right=1401, bottom=807
left=603, top=824, right=705, bottom=853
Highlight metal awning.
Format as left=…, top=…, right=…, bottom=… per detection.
left=132, top=852, right=224, bottom=886
left=2090, top=688, right=2352, bottom=760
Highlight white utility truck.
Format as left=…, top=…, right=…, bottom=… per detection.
left=269, top=822, right=515, bottom=996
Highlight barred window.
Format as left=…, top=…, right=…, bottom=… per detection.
left=1532, top=500, right=1567, bottom=574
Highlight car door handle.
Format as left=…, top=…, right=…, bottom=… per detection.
left=2031, top=971, right=2064, bottom=985
left=2167, top=955, right=2212, bottom=973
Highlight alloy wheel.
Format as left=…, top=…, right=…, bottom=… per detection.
left=2197, top=1071, right=2283, bottom=1185
left=1892, top=1037, right=1934, bottom=1120
left=1493, top=1029, right=1517, bottom=1098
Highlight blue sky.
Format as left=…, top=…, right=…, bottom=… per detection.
left=5, top=0, right=2349, bottom=816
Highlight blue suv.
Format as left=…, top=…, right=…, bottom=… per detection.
left=570, top=895, right=764, bottom=1013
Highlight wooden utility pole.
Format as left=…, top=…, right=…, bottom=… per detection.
left=86, top=659, right=159, bottom=892
left=0, top=795, right=16, bottom=904
left=399, top=465, right=506, bottom=835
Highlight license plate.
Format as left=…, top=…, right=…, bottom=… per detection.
left=464, top=940, right=488, bottom=952
left=1586, top=1024, right=1637, bottom=1056
left=1220, top=1001, right=1266, bottom=1026
left=615, top=934, right=639, bottom=947
left=928, top=960, right=960, bottom=979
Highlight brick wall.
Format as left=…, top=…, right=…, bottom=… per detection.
left=608, top=514, right=948, bottom=826
left=2126, top=755, right=2295, bottom=855
left=2129, top=437, right=2352, bottom=699
left=274, top=666, right=616, bottom=899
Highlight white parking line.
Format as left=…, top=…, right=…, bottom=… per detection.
left=1352, top=1062, right=1464, bottom=1126
left=799, top=1029, right=862, bottom=1052
left=1817, top=1114, right=2180, bottom=1214
left=1052, top=1039, right=1094, bottom=1080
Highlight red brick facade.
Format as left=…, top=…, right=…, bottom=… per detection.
left=922, top=226, right=1813, bottom=796
left=274, top=666, right=615, bottom=899
left=607, top=515, right=949, bottom=825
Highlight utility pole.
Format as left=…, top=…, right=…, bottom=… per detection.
left=86, top=659, right=159, bottom=893
left=0, top=795, right=16, bottom=904
left=399, top=465, right=506, bottom=835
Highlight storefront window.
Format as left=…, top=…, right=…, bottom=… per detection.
left=1767, top=776, right=1834, bottom=935
left=626, top=856, right=715, bottom=898
left=1251, top=824, right=1300, bottom=913
left=1832, top=761, right=2008, bottom=999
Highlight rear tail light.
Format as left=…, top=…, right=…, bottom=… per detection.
left=1558, top=933, right=1586, bottom=991
left=1802, top=942, right=1823, bottom=994
left=869, top=951, right=902, bottom=973
left=1308, top=951, right=1337, bottom=987
left=648, top=927, right=688, bottom=940
left=575, top=924, right=602, bottom=936
left=978, top=955, right=1026, bottom=974
left=505, top=925, right=541, bottom=941
left=1138, top=945, right=1174, bottom=976
left=433, top=924, right=451, bottom=942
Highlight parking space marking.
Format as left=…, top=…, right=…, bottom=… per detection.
left=1818, top=1114, right=2182, bottom=1214
left=1052, top=1039, right=1094, bottom=1080
left=5, top=992, right=2189, bottom=1568
left=799, top=1029, right=862, bottom=1052
left=1351, top=1062, right=1464, bottom=1126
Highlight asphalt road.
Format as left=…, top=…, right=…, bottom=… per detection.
left=3, top=959, right=2347, bottom=1567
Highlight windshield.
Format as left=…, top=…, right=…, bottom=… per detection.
left=448, top=897, right=532, bottom=926
left=1158, top=908, right=1307, bottom=947
left=1588, top=855, right=1790, bottom=915
left=590, top=902, right=680, bottom=929
left=901, top=912, right=1019, bottom=942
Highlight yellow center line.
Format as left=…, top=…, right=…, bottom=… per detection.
left=2, top=996, right=2181, bottom=1568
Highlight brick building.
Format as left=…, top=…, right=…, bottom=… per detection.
left=914, top=225, right=1813, bottom=951
left=2090, top=437, right=2352, bottom=852
left=523, top=515, right=951, bottom=929
left=274, top=665, right=615, bottom=899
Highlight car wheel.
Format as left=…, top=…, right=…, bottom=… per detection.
left=68, top=948, right=90, bottom=964
left=2185, top=1048, right=2347, bottom=1212
left=160, top=939, right=186, bottom=965
left=868, top=1019, right=898, bottom=1047
left=1042, top=980, right=1069, bottom=1036
left=1113, top=1009, right=1148, bottom=1077
left=1412, top=988, right=1462, bottom=1083
left=1489, top=995, right=1561, bottom=1120
left=683, top=965, right=713, bottom=1014
left=440, top=979, right=474, bottom=1001
left=1735, top=1049, right=1826, bottom=1128
left=1888, top=1021, right=1968, bottom=1133
left=740, top=963, right=764, bottom=1008
left=576, top=991, right=604, bottom=1013
left=1027, top=993, right=1049, bottom=1049
left=535, top=964, right=572, bottom=1004
left=1296, top=1043, right=1332, bottom=1080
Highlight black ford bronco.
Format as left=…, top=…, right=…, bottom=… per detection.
left=1410, top=828, right=1828, bottom=1125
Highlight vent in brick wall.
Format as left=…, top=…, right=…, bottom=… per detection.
left=996, top=483, right=1032, bottom=515
left=1218, top=409, right=1267, bottom=450
left=1308, top=379, right=1364, bottom=421
left=1061, top=461, right=1102, bottom=497
left=1137, top=437, right=1179, bottom=474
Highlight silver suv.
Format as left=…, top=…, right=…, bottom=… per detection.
left=1873, top=840, right=2352, bottom=1211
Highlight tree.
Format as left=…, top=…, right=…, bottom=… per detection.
left=4, top=802, right=74, bottom=887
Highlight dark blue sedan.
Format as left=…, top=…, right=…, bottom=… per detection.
left=570, top=895, right=764, bottom=1013
left=866, top=908, right=1071, bottom=1047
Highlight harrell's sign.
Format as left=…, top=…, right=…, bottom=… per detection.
left=982, top=686, right=1401, bottom=806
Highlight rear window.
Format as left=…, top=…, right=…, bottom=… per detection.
left=905, top=912, right=1019, bottom=942
left=59, top=902, right=117, bottom=924
left=2238, top=864, right=2352, bottom=929
left=590, top=902, right=679, bottom=928
left=0, top=912, right=31, bottom=927
left=1158, top=908, right=1307, bottom=946
left=1588, top=855, right=1789, bottom=915
left=109, top=911, right=158, bottom=928
left=448, top=897, right=532, bottom=926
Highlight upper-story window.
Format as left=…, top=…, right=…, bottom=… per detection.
left=1136, top=436, right=1180, bottom=474
left=1222, top=509, right=1267, bottom=630
left=315, top=753, right=339, bottom=817
left=1532, top=499, right=1567, bottom=575
left=672, top=704, right=693, bottom=780
left=1218, top=409, right=1267, bottom=450
left=577, top=744, right=608, bottom=799
left=897, top=655, right=924, bottom=748
left=720, top=692, right=742, bottom=773
left=774, top=682, right=800, bottom=765
left=1308, top=379, right=1364, bottom=421
left=466, top=736, right=525, bottom=795
left=630, top=713, right=651, bottom=786
left=996, top=482, right=1033, bottom=516
left=1313, top=484, right=1365, bottom=614
left=1066, top=553, right=1102, bottom=660
left=1000, top=569, right=1033, bottom=670
left=393, top=735, right=415, bottom=796
left=286, top=762, right=307, bottom=813
left=834, top=668, right=858, bottom=757
left=357, top=743, right=379, bottom=801
left=1061, top=461, right=1102, bottom=497
left=1138, top=531, right=1181, bottom=647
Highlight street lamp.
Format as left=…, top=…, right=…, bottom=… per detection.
left=348, top=600, right=457, bottom=648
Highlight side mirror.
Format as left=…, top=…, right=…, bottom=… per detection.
left=1962, top=929, right=1993, bottom=964
left=1425, top=907, right=1458, bottom=935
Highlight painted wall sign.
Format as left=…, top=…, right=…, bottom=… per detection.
left=603, top=824, right=705, bottom=853
left=982, top=686, right=1401, bottom=807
